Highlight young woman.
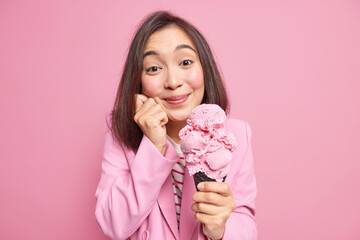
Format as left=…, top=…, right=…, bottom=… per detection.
left=95, top=11, right=257, bottom=240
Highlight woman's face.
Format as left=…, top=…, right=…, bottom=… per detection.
left=141, top=25, right=205, bottom=124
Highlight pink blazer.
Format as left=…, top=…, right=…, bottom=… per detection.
left=95, top=118, right=257, bottom=240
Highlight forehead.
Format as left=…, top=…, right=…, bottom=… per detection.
left=144, top=25, right=195, bottom=51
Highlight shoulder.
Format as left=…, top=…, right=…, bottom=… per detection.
left=224, top=118, right=255, bottom=183
left=225, top=117, right=252, bottom=145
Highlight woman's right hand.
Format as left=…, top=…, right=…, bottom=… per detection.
left=134, top=94, right=168, bottom=155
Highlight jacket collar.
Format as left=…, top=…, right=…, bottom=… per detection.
left=157, top=174, right=180, bottom=239
left=157, top=170, right=198, bottom=240
left=179, top=169, right=198, bottom=239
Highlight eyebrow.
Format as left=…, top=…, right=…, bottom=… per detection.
left=143, top=44, right=197, bottom=58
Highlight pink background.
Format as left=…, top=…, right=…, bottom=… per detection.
left=1, top=0, right=359, bottom=239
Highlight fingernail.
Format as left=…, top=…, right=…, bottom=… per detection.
left=198, top=183, right=204, bottom=190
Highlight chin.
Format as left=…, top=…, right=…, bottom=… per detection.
left=167, top=110, right=191, bottom=122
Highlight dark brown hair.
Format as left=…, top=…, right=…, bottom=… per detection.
left=110, top=11, right=229, bottom=151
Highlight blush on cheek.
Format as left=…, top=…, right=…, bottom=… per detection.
left=186, top=68, right=204, bottom=89
left=141, top=77, right=161, bottom=97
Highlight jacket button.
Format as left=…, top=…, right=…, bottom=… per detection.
left=142, top=230, right=149, bottom=240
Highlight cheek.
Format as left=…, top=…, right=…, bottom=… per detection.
left=141, top=76, right=162, bottom=97
left=185, top=67, right=204, bottom=90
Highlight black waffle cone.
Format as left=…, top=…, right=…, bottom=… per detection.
left=193, top=172, right=227, bottom=191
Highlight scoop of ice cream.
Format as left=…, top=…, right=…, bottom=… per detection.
left=186, top=145, right=233, bottom=180
left=179, top=128, right=207, bottom=154
left=218, top=131, right=237, bottom=152
left=187, top=160, right=231, bottom=180
left=179, top=104, right=237, bottom=181
left=187, top=104, right=227, bottom=131
left=180, top=131, right=208, bottom=164
left=205, top=147, right=232, bottom=171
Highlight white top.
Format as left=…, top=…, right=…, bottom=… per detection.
left=167, top=135, right=186, bottom=229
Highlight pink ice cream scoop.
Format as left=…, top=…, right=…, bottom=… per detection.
left=179, top=104, right=237, bottom=187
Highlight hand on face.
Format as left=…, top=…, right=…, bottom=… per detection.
left=134, top=94, right=168, bottom=155
left=192, top=182, right=236, bottom=240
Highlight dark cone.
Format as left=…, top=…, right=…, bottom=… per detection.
left=193, top=172, right=227, bottom=191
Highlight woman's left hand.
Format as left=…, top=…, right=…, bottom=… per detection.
left=192, top=182, right=236, bottom=240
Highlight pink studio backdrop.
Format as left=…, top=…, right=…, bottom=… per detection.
left=1, top=0, right=359, bottom=239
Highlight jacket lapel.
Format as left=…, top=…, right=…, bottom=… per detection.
left=179, top=170, right=198, bottom=239
left=157, top=174, right=179, bottom=239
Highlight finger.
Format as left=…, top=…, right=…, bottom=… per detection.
left=139, top=100, right=165, bottom=119
left=153, top=97, right=169, bottom=126
left=154, top=97, right=167, bottom=112
left=134, top=97, right=157, bottom=120
left=134, top=94, right=148, bottom=113
left=136, top=102, right=168, bottom=127
left=194, top=213, right=221, bottom=227
left=146, top=107, right=168, bottom=127
left=192, top=191, right=223, bottom=206
left=192, top=202, right=221, bottom=215
left=194, top=212, right=209, bottom=223
left=197, top=182, right=232, bottom=197
left=158, top=111, right=168, bottom=126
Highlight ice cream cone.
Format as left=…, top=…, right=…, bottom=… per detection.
left=193, top=172, right=227, bottom=191
left=179, top=104, right=236, bottom=191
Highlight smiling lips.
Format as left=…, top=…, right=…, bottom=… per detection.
left=164, top=94, right=190, bottom=104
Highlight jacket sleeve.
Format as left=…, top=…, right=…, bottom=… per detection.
left=94, top=131, right=179, bottom=240
left=222, top=122, right=258, bottom=240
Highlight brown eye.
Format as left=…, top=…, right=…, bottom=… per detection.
left=146, top=66, right=161, bottom=72
left=180, top=60, right=193, bottom=66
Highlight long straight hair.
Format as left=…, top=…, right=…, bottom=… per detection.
left=111, top=11, right=229, bottom=151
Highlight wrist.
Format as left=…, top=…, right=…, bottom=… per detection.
left=155, top=144, right=166, bottom=155
left=202, top=223, right=224, bottom=240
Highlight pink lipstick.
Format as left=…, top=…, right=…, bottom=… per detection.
left=165, top=94, right=189, bottom=105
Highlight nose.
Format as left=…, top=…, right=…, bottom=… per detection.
left=164, top=68, right=183, bottom=90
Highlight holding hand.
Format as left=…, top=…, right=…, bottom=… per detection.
left=192, top=182, right=236, bottom=240
left=134, top=94, right=168, bottom=155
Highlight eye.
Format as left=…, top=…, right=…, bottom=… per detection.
left=180, top=60, right=193, bottom=66
left=146, top=66, right=161, bottom=72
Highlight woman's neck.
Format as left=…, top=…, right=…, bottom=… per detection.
left=166, top=120, right=187, bottom=144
